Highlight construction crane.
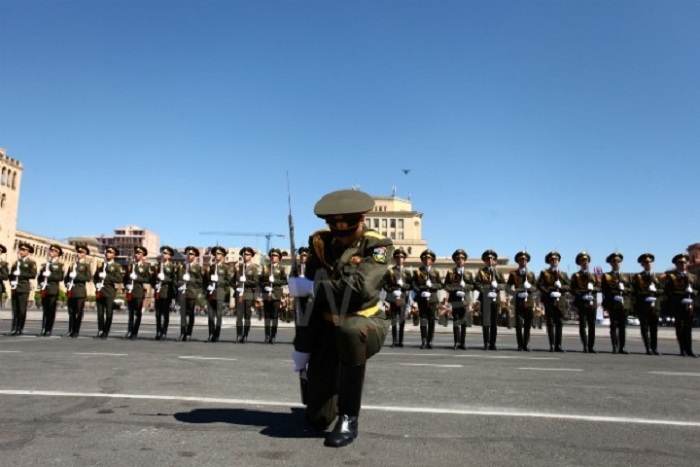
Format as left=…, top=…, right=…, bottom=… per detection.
left=199, top=231, right=286, bottom=253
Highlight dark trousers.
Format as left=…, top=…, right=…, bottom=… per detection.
left=155, top=298, right=171, bottom=337
left=236, top=298, right=255, bottom=339
left=127, top=298, right=144, bottom=336
left=452, top=304, right=467, bottom=347
left=481, top=299, right=499, bottom=349
left=67, top=297, right=86, bottom=335
left=575, top=300, right=596, bottom=351
left=389, top=301, right=406, bottom=345
left=207, top=297, right=224, bottom=340
left=514, top=298, right=533, bottom=350
left=96, top=295, right=116, bottom=335
left=544, top=301, right=564, bottom=349
left=608, top=305, right=627, bottom=352
left=10, top=292, right=29, bottom=333
left=637, top=304, right=658, bottom=352
left=674, top=308, right=694, bottom=355
left=180, top=298, right=196, bottom=337
left=416, top=298, right=437, bottom=344
left=263, top=299, right=280, bottom=341
left=41, top=293, right=59, bottom=333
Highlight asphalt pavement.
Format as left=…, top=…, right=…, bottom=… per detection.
left=1, top=308, right=699, bottom=466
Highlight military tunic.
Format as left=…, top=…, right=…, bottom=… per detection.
left=537, top=268, right=571, bottom=351
left=631, top=271, right=662, bottom=354
left=506, top=268, right=537, bottom=351
left=382, top=264, right=412, bottom=347
left=411, top=266, right=443, bottom=348
left=663, top=270, right=699, bottom=356
left=94, top=260, right=124, bottom=337
left=123, top=261, right=151, bottom=339
left=475, top=267, right=506, bottom=349
left=444, top=267, right=475, bottom=349
left=601, top=271, right=631, bottom=353
left=9, top=256, right=37, bottom=334
left=63, top=260, right=91, bottom=337
left=37, top=259, right=65, bottom=335
left=570, top=270, right=600, bottom=352
left=204, top=261, right=234, bottom=341
left=235, top=262, right=261, bottom=342
left=152, top=260, right=178, bottom=340
left=177, top=262, right=204, bottom=340
left=259, top=263, right=288, bottom=343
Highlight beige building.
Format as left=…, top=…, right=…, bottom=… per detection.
left=96, top=225, right=160, bottom=260
left=0, top=148, right=22, bottom=264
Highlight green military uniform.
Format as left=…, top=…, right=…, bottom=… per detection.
left=63, top=243, right=92, bottom=338
left=151, top=246, right=178, bottom=341
left=204, top=246, right=234, bottom=342
left=235, top=247, right=260, bottom=343
left=537, top=251, right=570, bottom=352
left=601, top=253, right=631, bottom=354
left=411, top=249, right=443, bottom=349
left=94, top=246, right=124, bottom=338
left=293, top=189, right=392, bottom=448
left=259, top=248, right=288, bottom=344
left=475, top=250, right=506, bottom=351
left=663, top=253, right=698, bottom=357
left=631, top=253, right=662, bottom=355
left=0, top=244, right=9, bottom=312
left=123, top=246, right=151, bottom=340
left=443, top=249, right=474, bottom=350
left=36, top=244, right=65, bottom=336
left=177, top=246, right=204, bottom=341
left=8, top=242, right=38, bottom=336
left=570, top=252, right=601, bottom=353
left=382, top=248, right=412, bottom=348
left=506, top=251, right=537, bottom=351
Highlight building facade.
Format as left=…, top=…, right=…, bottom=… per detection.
left=0, top=148, right=22, bottom=264
left=96, top=225, right=160, bottom=260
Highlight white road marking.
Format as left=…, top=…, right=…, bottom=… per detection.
left=399, top=363, right=463, bottom=368
left=72, top=352, right=129, bottom=357
left=1, top=389, right=699, bottom=428
left=0, top=350, right=21, bottom=353
left=179, top=356, right=238, bottom=361
left=517, top=368, right=583, bottom=372
left=454, top=355, right=561, bottom=360
left=649, top=371, right=700, bottom=377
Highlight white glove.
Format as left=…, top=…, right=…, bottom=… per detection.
left=264, top=286, right=273, bottom=292
left=587, top=282, right=594, bottom=291
left=645, top=297, right=657, bottom=303
left=426, top=280, right=432, bottom=288
left=288, top=277, right=314, bottom=297
left=618, top=283, right=625, bottom=291
left=291, top=350, right=311, bottom=372
left=130, top=272, right=137, bottom=280
left=99, top=271, right=107, bottom=279
left=491, top=280, right=498, bottom=289
left=178, top=284, right=186, bottom=292
left=397, top=278, right=403, bottom=286
left=236, top=287, right=244, bottom=294
left=183, top=273, right=190, bottom=282
left=207, top=284, right=215, bottom=292
left=686, top=286, right=693, bottom=294
left=583, top=294, right=594, bottom=302
left=69, top=271, right=77, bottom=279
left=420, top=291, right=431, bottom=298
left=211, top=274, right=218, bottom=282
left=517, top=292, right=528, bottom=299
left=487, top=291, right=497, bottom=299
left=392, top=290, right=402, bottom=298
left=240, top=274, right=247, bottom=282
left=42, top=270, right=51, bottom=277
left=523, top=280, right=531, bottom=290
left=156, top=272, right=164, bottom=281
left=126, top=284, right=134, bottom=292
left=456, top=290, right=466, bottom=298
left=550, top=291, right=561, bottom=299
left=9, top=280, right=17, bottom=288
left=682, top=298, right=694, bottom=305
left=554, top=280, right=562, bottom=288
left=614, top=295, right=624, bottom=303
left=649, top=283, right=657, bottom=292
left=13, top=268, right=20, bottom=275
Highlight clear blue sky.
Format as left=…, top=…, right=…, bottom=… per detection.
left=2, top=0, right=698, bottom=273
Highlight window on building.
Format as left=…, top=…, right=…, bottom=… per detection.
left=390, top=232, right=395, bottom=239
left=373, top=219, right=379, bottom=228
left=390, top=219, right=396, bottom=228
left=381, top=219, right=387, bottom=228
left=398, top=232, right=404, bottom=240
left=398, top=219, right=404, bottom=228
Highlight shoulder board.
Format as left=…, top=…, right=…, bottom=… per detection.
left=363, top=230, right=385, bottom=240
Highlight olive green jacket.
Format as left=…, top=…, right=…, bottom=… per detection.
left=64, top=261, right=92, bottom=299
left=10, top=257, right=37, bottom=294
left=259, top=264, right=288, bottom=301
left=37, top=260, right=65, bottom=296
left=93, top=261, right=124, bottom=299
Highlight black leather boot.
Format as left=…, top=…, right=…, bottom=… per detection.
left=325, top=363, right=364, bottom=448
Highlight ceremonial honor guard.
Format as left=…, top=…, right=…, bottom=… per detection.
left=0, top=245, right=8, bottom=313
left=601, top=253, right=631, bottom=354
left=570, top=252, right=600, bottom=353
left=475, top=250, right=505, bottom=351
left=294, top=247, right=311, bottom=325
left=537, top=251, right=570, bottom=352
left=205, top=246, right=233, bottom=342
left=506, top=251, right=536, bottom=351
left=37, top=244, right=65, bottom=337
left=152, top=245, right=178, bottom=340
left=7, top=242, right=37, bottom=336
left=290, top=189, right=391, bottom=447
left=382, top=248, right=412, bottom=348
left=259, top=248, right=288, bottom=344
left=94, top=246, right=123, bottom=339
left=63, top=243, right=91, bottom=338
left=444, top=249, right=474, bottom=350
left=631, top=253, right=662, bottom=355
left=663, top=253, right=698, bottom=357
left=123, top=246, right=150, bottom=340
left=177, top=246, right=204, bottom=341
left=411, top=249, right=443, bottom=349
left=235, top=246, right=260, bottom=343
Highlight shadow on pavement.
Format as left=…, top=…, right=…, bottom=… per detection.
left=173, top=407, right=325, bottom=439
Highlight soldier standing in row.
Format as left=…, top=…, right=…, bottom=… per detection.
left=37, top=244, right=65, bottom=337
left=383, top=248, right=412, bottom=348
left=94, top=246, right=123, bottom=339
left=507, top=251, right=536, bottom=351
left=412, top=249, right=442, bottom=349
left=152, top=246, right=178, bottom=341
left=260, top=248, right=287, bottom=344
left=64, top=243, right=91, bottom=338
left=8, top=242, right=37, bottom=336
left=205, top=246, right=232, bottom=342
left=537, top=251, right=570, bottom=352
left=0, top=245, right=8, bottom=313
left=664, top=253, right=698, bottom=357
left=123, top=246, right=150, bottom=340
left=444, top=249, right=474, bottom=350
left=631, top=253, right=662, bottom=355
left=235, top=246, right=260, bottom=343
left=294, top=247, right=311, bottom=326
left=475, top=250, right=505, bottom=351
left=601, top=252, right=631, bottom=354
left=177, top=246, right=204, bottom=342
left=290, top=189, right=391, bottom=447
left=570, top=252, right=600, bottom=353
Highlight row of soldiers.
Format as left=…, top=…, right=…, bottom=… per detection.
left=0, top=242, right=294, bottom=344
left=382, top=247, right=699, bottom=357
